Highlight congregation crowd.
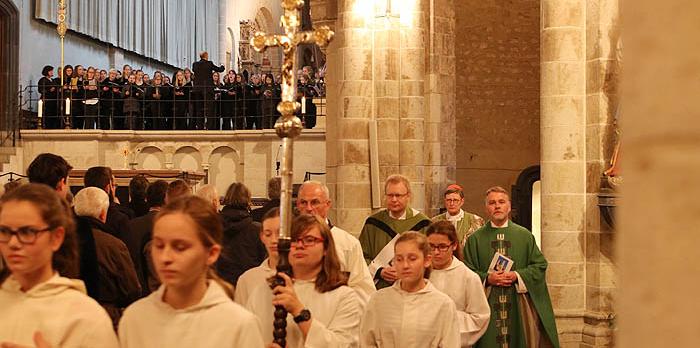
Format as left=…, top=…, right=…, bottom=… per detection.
left=0, top=152, right=560, bottom=348
left=36, top=52, right=325, bottom=131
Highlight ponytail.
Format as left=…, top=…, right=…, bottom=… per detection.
left=207, top=267, right=235, bottom=300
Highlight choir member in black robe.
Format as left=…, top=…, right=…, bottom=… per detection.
left=233, top=74, right=247, bottom=130
left=260, top=73, right=281, bottom=129
left=298, top=74, right=319, bottom=129
left=246, top=74, right=263, bottom=130
left=70, top=65, right=86, bottom=129
left=220, top=71, right=236, bottom=130
left=172, top=70, right=191, bottom=130
left=100, top=70, right=122, bottom=130
left=82, top=67, right=101, bottom=129
left=209, top=72, right=224, bottom=130
left=38, top=65, right=59, bottom=129
left=123, top=74, right=144, bottom=130
left=146, top=74, right=170, bottom=130
left=59, top=65, right=74, bottom=128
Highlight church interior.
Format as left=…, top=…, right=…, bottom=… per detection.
left=0, top=0, right=692, bottom=347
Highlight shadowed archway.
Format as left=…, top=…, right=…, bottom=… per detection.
left=0, top=0, right=19, bottom=145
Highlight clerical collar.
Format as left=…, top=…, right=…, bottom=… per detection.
left=389, top=209, right=407, bottom=220
left=490, top=220, right=509, bottom=228
left=446, top=209, right=464, bottom=221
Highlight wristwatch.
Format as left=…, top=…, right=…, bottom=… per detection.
left=293, top=309, right=311, bottom=323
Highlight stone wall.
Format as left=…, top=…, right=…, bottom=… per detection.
left=11, top=130, right=326, bottom=199
left=454, top=0, right=541, bottom=215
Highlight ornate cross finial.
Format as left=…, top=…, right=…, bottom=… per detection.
left=252, top=0, right=333, bottom=138
left=251, top=1, right=333, bottom=346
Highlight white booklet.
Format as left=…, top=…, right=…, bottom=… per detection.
left=487, top=252, right=514, bottom=273
left=368, top=234, right=401, bottom=280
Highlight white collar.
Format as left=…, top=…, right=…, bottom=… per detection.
left=490, top=220, right=509, bottom=228
left=389, top=209, right=407, bottom=220
left=445, top=209, right=464, bottom=221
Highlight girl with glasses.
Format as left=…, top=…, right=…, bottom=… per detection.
left=427, top=221, right=490, bottom=347
left=244, top=213, right=361, bottom=347
left=0, top=184, right=118, bottom=347
left=360, top=231, right=460, bottom=348
left=118, top=195, right=263, bottom=347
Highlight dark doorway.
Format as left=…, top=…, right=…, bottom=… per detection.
left=0, top=0, right=19, bottom=145
left=511, top=165, right=540, bottom=231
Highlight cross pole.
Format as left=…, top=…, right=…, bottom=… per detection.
left=251, top=0, right=333, bottom=346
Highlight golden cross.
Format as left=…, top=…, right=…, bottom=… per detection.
left=252, top=0, right=333, bottom=138
left=251, top=0, right=333, bottom=240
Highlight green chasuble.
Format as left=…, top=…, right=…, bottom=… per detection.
left=432, top=210, right=485, bottom=247
left=464, top=221, right=560, bottom=348
left=359, top=208, right=431, bottom=289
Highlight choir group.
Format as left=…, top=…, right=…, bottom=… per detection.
left=35, top=61, right=324, bottom=131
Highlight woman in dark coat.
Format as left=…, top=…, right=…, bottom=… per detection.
left=260, top=73, right=280, bottom=129
left=215, top=182, right=267, bottom=286
left=38, top=65, right=59, bottom=129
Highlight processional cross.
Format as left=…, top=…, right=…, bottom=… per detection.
left=251, top=0, right=333, bottom=346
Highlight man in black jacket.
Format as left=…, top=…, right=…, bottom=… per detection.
left=84, top=166, right=131, bottom=242
left=192, top=51, right=225, bottom=129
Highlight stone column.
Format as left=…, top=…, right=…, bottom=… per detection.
left=540, top=0, right=587, bottom=345
left=325, top=0, right=374, bottom=235
left=325, top=0, right=452, bottom=233
left=619, top=1, right=700, bottom=347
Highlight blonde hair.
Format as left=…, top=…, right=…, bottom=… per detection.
left=395, top=231, right=432, bottom=278
left=484, top=186, right=510, bottom=203
left=384, top=174, right=411, bottom=194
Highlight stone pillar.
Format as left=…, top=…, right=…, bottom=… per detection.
left=540, top=0, right=587, bottom=346
left=541, top=0, right=619, bottom=346
left=424, top=0, right=456, bottom=216
left=619, top=1, right=700, bottom=347
left=326, top=0, right=453, bottom=234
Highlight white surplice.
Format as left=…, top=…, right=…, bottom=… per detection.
left=429, top=257, right=491, bottom=347
left=360, top=279, right=460, bottom=348
left=241, top=273, right=362, bottom=347
left=330, top=224, right=377, bottom=307
left=118, top=281, right=264, bottom=348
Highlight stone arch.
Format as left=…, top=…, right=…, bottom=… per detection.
left=0, top=0, right=19, bottom=140
left=208, top=146, right=241, bottom=197
left=172, top=146, right=203, bottom=172
left=135, top=146, right=165, bottom=169
left=253, top=7, right=279, bottom=71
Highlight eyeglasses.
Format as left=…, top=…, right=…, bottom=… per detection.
left=429, top=243, right=453, bottom=252
left=385, top=193, right=408, bottom=199
left=445, top=199, right=462, bottom=204
left=0, top=225, right=55, bottom=244
left=298, top=199, right=326, bottom=208
left=292, top=235, right=325, bottom=248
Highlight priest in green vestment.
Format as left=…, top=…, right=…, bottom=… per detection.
left=359, top=174, right=431, bottom=289
left=464, top=186, right=560, bottom=348
left=432, top=183, right=485, bottom=247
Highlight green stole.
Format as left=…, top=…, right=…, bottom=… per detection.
left=359, top=208, right=431, bottom=289
left=464, top=221, right=560, bottom=348
left=432, top=211, right=484, bottom=247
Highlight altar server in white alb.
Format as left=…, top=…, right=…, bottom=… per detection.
left=296, top=180, right=376, bottom=306
left=235, top=208, right=281, bottom=343
left=0, top=184, right=118, bottom=348
left=118, top=196, right=264, bottom=348
left=247, top=214, right=362, bottom=348
left=360, top=231, right=460, bottom=348
left=427, top=221, right=490, bottom=347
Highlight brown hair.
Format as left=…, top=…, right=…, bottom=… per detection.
left=395, top=231, right=432, bottom=279
left=154, top=195, right=234, bottom=299
left=261, top=207, right=280, bottom=226
left=0, top=184, right=79, bottom=283
left=444, top=187, right=464, bottom=199
left=426, top=221, right=463, bottom=261
left=485, top=186, right=510, bottom=201
left=222, top=182, right=251, bottom=210
left=290, top=214, right=348, bottom=293
left=166, top=179, right=191, bottom=203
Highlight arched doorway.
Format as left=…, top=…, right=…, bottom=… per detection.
left=0, top=0, right=19, bottom=145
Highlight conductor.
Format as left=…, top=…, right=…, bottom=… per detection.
left=192, top=51, right=225, bottom=130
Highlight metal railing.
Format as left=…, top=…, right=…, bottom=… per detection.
left=20, top=84, right=326, bottom=131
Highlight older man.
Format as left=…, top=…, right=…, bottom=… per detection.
left=296, top=181, right=376, bottom=306
left=432, top=184, right=485, bottom=247
left=74, top=187, right=141, bottom=327
left=358, top=174, right=431, bottom=289
left=464, top=186, right=559, bottom=348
